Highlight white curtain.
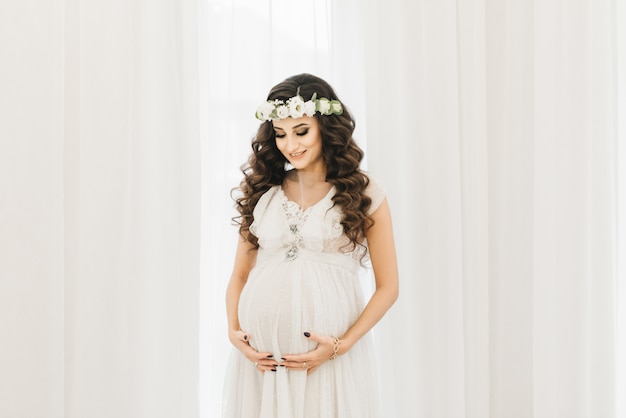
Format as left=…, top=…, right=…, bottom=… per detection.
left=364, top=1, right=623, bottom=417
left=618, top=0, right=626, bottom=414
left=1, top=2, right=65, bottom=415
left=1, top=1, right=200, bottom=417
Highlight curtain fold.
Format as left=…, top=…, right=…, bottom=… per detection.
left=63, top=0, right=200, bottom=416
left=364, top=0, right=620, bottom=417
left=0, top=2, right=66, bottom=417
left=1, top=0, right=200, bottom=417
left=618, top=0, right=626, bottom=414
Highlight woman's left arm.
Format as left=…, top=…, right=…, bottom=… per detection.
left=336, top=197, right=399, bottom=353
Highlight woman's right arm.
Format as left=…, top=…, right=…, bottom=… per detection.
left=225, top=237, right=278, bottom=372
left=226, top=236, right=257, bottom=342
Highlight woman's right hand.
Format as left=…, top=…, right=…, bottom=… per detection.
left=229, top=329, right=278, bottom=373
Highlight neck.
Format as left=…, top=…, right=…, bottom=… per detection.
left=283, top=169, right=332, bottom=210
left=291, top=169, right=327, bottom=186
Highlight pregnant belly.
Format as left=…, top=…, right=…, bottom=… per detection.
left=238, top=259, right=363, bottom=357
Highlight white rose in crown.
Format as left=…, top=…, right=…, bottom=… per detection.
left=255, top=94, right=342, bottom=121
left=288, top=95, right=306, bottom=118
left=330, top=100, right=343, bottom=115
left=317, top=98, right=331, bottom=114
left=276, top=105, right=290, bottom=119
left=304, top=100, right=316, bottom=117
left=256, top=101, right=276, bottom=121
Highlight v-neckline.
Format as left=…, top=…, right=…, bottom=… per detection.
left=278, top=184, right=335, bottom=213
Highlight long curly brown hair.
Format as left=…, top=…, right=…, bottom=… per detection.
left=234, top=73, right=373, bottom=254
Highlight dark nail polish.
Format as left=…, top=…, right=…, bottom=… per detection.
left=243, top=335, right=248, bottom=341
left=281, top=357, right=286, bottom=361
left=271, top=368, right=277, bottom=372
left=304, top=332, right=311, bottom=337
left=266, top=354, right=274, bottom=358
left=279, top=364, right=285, bottom=367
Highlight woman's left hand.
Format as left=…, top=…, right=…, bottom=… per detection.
left=280, top=331, right=339, bottom=375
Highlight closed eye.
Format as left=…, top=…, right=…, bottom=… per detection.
left=274, top=130, right=308, bottom=138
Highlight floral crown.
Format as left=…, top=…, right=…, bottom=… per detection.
left=255, top=93, right=343, bottom=122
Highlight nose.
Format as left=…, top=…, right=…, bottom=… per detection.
left=285, top=134, right=300, bottom=152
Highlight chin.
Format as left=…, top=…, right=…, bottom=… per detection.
left=288, top=159, right=308, bottom=169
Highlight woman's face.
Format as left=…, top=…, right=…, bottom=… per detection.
left=273, top=116, right=325, bottom=173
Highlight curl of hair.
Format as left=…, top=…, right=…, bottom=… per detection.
left=233, top=73, right=373, bottom=256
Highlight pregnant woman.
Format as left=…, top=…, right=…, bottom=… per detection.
left=223, top=73, right=399, bottom=418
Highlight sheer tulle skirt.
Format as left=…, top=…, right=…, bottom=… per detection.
left=222, top=250, right=380, bottom=418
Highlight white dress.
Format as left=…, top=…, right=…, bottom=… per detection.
left=223, top=179, right=386, bottom=418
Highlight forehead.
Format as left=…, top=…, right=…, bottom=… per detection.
left=272, top=116, right=317, bottom=130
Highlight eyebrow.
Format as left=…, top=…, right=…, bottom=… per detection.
left=274, top=123, right=310, bottom=131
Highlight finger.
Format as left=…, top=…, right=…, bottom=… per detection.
left=252, top=354, right=278, bottom=372
left=257, top=361, right=279, bottom=368
left=279, top=358, right=303, bottom=369
left=303, top=331, right=318, bottom=342
left=246, top=350, right=276, bottom=365
left=281, top=345, right=326, bottom=363
left=280, top=354, right=307, bottom=363
left=255, top=352, right=275, bottom=361
left=307, top=365, right=319, bottom=375
left=254, top=361, right=277, bottom=373
left=280, top=359, right=313, bottom=371
left=256, top=355, right=279, bottom=368
left=253, top=361, right=265, bottom=374
left=236, top=342, right=273, bottom=364
left=303, top=331, right=334, bottom=347
left=234, top=330, right=249, bottom=343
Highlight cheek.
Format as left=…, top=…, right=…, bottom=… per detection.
left=313, top=138, right=324, bottom=152
left=305, top=132, right=323, bottom=148
left=276, top=143, right=292, bottom=159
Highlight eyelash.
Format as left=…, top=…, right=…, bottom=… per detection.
left=275, top=130, right=309, bottom=139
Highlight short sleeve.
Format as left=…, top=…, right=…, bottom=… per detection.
left=249, top=186, right=280, bottom=237
left=365, top=174, right=386, bottom=214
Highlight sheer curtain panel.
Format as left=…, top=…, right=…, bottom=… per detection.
left=364, top=0, right=622, bottom=417
left=0, top=2, right=65, bottom=416
left=1, top=1, right=201, bottom=417
left=617, top=0, right=626, bottom=414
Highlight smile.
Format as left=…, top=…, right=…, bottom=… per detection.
left=290, top=151, right=306, bottom=158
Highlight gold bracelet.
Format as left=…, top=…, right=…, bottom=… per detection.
left=330, top=338, right=340, bottom=360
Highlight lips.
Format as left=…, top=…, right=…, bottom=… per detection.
left=289, top=150, right=306, bottom=158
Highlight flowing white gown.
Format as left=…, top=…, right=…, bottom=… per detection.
left=222, top=179, right=386, bottom=418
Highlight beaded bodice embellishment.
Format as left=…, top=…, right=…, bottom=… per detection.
left=281, top=199, right=311, bottom=261
left=250, top=180, right=384, bottom=264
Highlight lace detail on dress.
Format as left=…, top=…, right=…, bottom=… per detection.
left=321, top=205, right=349, bottom=251
left=280, top=197, right=312, bottom=262
left=250, top=179, right=385, bottom=263
left=365, top=175, right=387, bottom=214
